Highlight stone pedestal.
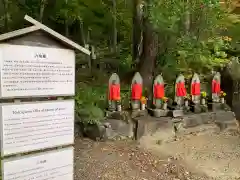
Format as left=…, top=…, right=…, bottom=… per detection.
left=200, top=105, right=208, bottom=112
left=211, top=102, right=222, bottom=111
left=172, top=109, right=184, bottom=118
left=193, top=104, right=202, bottom=113
left=131, top=100, right=140, bottom=110
left=152, top=109, right=170, bottom=117
left=131, top=109, right=148, bottom=118
left=106, top=111, right=122, bottom=119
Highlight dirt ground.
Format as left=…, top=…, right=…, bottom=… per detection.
left=74, top=123, right=240, bottom=180
left=74, top=138, right=207, bottom=180
left=140, top=124, right=240, bottom=180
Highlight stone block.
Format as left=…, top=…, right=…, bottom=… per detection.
left=212, top=103, right=222, bottom=111
left=135, top=116, right=172, bottom=140
left=106, top=111, right=131, bottom=122
left=103, top=119, right=134, bottom=139
left=152, top=109, right=170, bottom=117
left=200, top=112, right=215, bottom=124
left=182, top=114, right=202, bottom=128
left=193, top=104, right=202, bottom=113
left=106, top=111, right=121, bottom=119
left=172, top=109, right=184, bottom=117
left=200, top=105, right=208, bottom=112
left=215, top=121, right=237, bottom=131
left=131, top=109, right=148, bottom=118
left=215, top=111, right=236, bottom=123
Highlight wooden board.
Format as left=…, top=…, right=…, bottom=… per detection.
left=0, top=100, right=74, bottom=156
left=1, top=147, right=74, bottom=180
left=0, top=44, right=75, bottom=98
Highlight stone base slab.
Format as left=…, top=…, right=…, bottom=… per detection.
left=131, top=109, right=148, bottom=118
left=151, top=109, right=170, bottom=117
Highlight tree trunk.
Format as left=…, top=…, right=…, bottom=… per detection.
left=221, top=68, right=233, bottom=108
left=138, top=16, right=158, bottom=90
left=79, top=21, right=86, bottom=46
left=111, top=0, right=117, bottom=53
left=2, top=0, right=8, bottom=31
left=64, top=0, right=69, bottom=37
left=132, top=0, right=143, bottom=62
left=39, top=0, right=46, bottom=22
left=184, top=0, right=190, bottom=34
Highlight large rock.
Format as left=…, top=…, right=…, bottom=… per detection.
left=84, top=123, right=109, bottom=141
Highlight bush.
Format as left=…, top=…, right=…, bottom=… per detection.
left=75, top=84, right=107, bottom=125
left=75, top=83, right=132, bottom=125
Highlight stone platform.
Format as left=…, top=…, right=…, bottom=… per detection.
left=148, top=108, right=170, bottom=117
left=134, top=116, right=172, bottom=140
left=81, top=110, right=237, bottom=141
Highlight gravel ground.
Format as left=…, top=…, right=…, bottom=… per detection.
left=74, top=138, right=208, bottom=180
left=140, top=124, right=240, bottom=180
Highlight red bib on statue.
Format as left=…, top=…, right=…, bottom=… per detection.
left=176, top=82, right=186, bottom=97
left=131, top=83, right=142, bottom=100
left=212, top=80, right=220, bottom=93
left=109, top=84, right=120, bottom=100
left=191, top=83, right=200, bottom=95
left=154, top=84, right=164, bottom=99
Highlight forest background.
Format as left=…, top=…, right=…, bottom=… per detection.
left=1, top=0, right=240, bottom=124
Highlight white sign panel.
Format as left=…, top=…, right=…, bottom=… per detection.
left=0, top=100, right=74, bottom=156
left=2, top=147, right=74, bottom=180
left=0, top=44, right=75, bottom=98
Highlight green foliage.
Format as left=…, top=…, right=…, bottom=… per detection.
left=227, top=57, right=240, bottom=80
left=149, top=0, right=238, bottom=83
left=119, top=54, right=132, bottom=73
left=75, top=84, right=106, bottom=125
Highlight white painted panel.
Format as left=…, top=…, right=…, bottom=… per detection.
left=2, top=147, right=74, bottom=180
left=0, top=100, right=74, bottom=156
left=0, top=44, right=75, bottom=98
